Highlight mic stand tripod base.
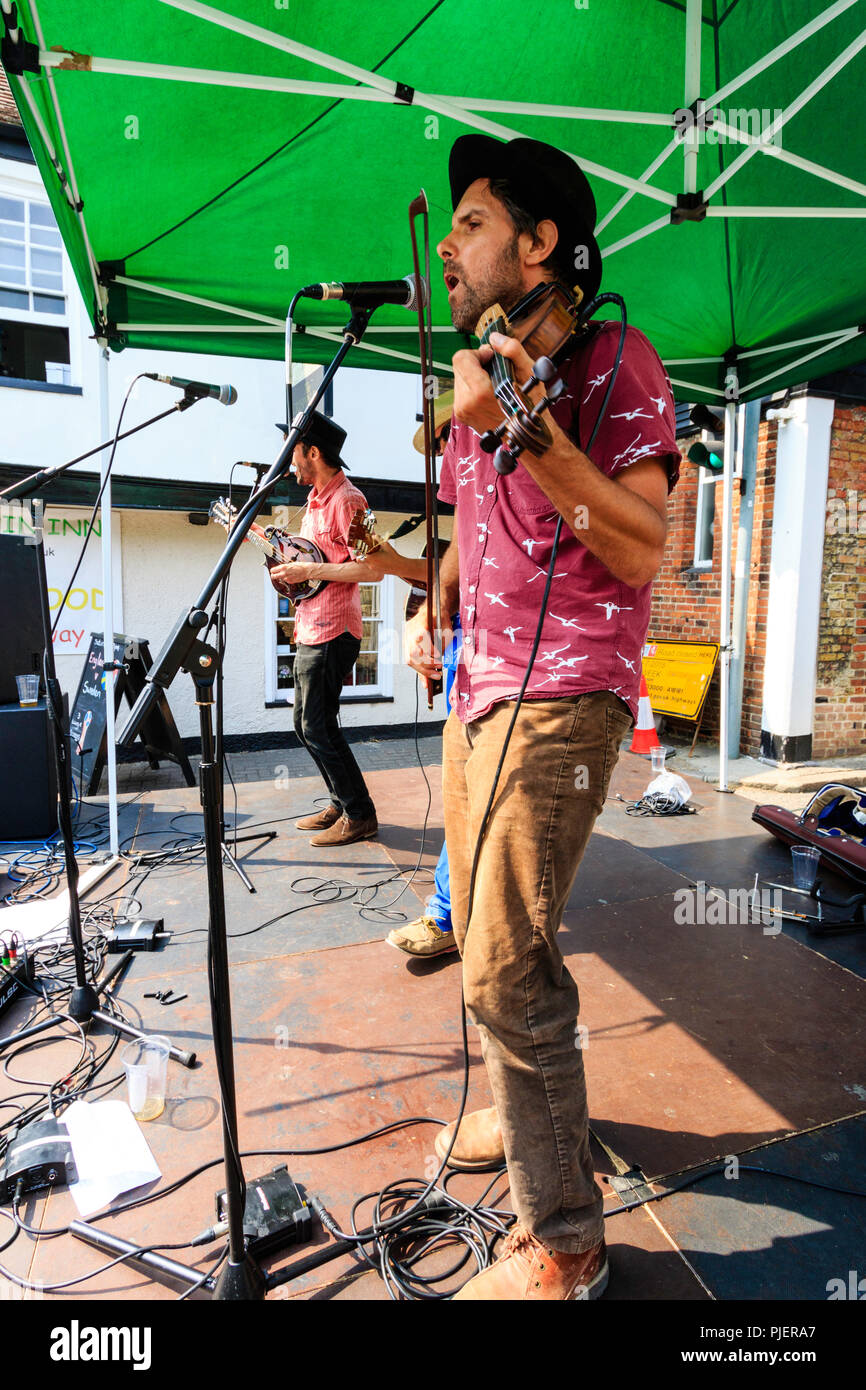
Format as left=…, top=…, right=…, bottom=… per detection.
left=220, top=830, right=277, bottom=895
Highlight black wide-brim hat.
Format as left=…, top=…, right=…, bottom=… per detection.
left=448, top=134, right=602, bottom=303
left=275, top=409, right=350, bottom=469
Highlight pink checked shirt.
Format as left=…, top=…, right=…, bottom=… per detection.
left=294, top=471, right=367, bottom=646
left=438, top=323, right=681, bottom=724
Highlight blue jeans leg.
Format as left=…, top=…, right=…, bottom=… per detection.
left=426, top=839, right=452, bottom=932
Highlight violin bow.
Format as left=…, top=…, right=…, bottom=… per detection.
left=409, top=190, right=442, bottom=710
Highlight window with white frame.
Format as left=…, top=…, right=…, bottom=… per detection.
left=265, top=576, right=393, bottom=702
left=0, top=193, right=71, bottom=384
left=694, top=467, right=717, bottom=567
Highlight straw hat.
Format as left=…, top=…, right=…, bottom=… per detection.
left=412, top=389, right=454, bottom=454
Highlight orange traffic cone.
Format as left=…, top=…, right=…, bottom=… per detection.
left=630, top=671, right=661, bottom=754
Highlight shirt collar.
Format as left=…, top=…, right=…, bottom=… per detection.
left=309, top=470, right=345, bottom=508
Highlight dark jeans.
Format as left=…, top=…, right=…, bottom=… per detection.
left=293, top=632, right=375, bottom=822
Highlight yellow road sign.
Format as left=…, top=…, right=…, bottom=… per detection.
left=641, top=639, right=720, bottom=721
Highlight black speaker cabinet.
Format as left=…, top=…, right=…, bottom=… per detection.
left=0, top=534, right=44, bottom=706
left=0, top=700, right=59, bottom=842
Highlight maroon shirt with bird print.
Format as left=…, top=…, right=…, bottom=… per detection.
left=438, top=322, right=681, bottom=723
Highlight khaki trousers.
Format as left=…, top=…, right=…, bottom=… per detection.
left=442, top=692, right=633, bottom=1252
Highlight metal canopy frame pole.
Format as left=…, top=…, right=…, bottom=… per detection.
left=718, top=371, right=739, bottom=793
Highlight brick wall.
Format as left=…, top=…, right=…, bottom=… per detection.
left=650, top=405, right=866, bottom=761
left=813, top=404, right=866, bottom=758
left=0, top=71, right=22, bottom=127
left=650, top=420, right=777, bottom=756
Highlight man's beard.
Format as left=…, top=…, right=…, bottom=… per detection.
left=447, top=234, right=524, bottom=336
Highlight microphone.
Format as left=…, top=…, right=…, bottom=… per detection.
left=145, top=374, right=238, bottom=405
left=299, top=275, right=428, bottom=310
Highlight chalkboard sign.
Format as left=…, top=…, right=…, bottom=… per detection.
left=69, top=633, right=194, bottom=795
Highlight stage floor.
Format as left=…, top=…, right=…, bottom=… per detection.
left=2, top=736, right=865, bottom=1302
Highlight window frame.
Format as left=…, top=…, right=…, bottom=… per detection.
left=264, top=572, right=394, bottom=704
left=0, top=188, right=74, bottom=386
left=0, top=194, right=67, bottom=322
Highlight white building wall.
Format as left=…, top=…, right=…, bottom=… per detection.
left=2, top=151, right=442, bottom=740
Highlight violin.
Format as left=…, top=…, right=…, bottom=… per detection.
left=474, top=281, right=587, bottom=475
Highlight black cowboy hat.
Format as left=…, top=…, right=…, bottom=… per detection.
left=448, top=134, right=602, bottom=303
left=275, top=409, right=350, bottom=469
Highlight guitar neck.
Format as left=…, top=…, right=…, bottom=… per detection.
left=215, top=514, right=280, bottom=560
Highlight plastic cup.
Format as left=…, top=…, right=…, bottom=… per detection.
left=651, top=746, right=666, bottom=773
left=15, top=674, right=39, bottom=707
left=121, top=1035, right=171, bottom=1121
left=791, top=845, right=821, bottom=891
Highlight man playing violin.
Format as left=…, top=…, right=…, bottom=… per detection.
left=406, top=135, right=681, bottom=1300
left=265, top=411, right=378, bottom=847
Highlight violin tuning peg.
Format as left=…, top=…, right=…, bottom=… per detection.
left=532, top=355, right=557, bottom=383
left=548, top=378, right=566, bottom=400
left=479, top=429, right=500, bottom=454
left=493, top=446, right=518, bottom=476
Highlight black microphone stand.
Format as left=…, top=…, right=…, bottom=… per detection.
left=209, top=472, right=277, bottom=893
left=112, top=306, right=373, bottom=1300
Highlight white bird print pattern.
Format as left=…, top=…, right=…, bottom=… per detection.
left=583, top=367, right=614, bottom=403
left=595, top=601, right=634, bottom=620
left=616, top=652, right=638, bottom=673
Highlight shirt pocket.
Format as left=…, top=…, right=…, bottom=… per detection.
left=501, top=468, right=558, bottom=516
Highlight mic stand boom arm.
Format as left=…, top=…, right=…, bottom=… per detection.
left=0, top=393, right=202, bottom=502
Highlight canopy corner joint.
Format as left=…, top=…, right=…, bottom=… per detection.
left=1, top=4, right=40, bottom=75
left=671, top=191, right=708, bottom=224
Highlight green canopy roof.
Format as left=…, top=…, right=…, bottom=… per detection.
left=3, top=0, right=865, bottom=400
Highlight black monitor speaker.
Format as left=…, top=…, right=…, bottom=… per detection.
left=0, top=534, right=44, bottom=704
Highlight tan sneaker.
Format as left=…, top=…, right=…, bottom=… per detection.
left=452, top=1225, right=608, bottom=1301
left=434, top=1106, right=505, bottom=1172
left=295, top=805, right=341, bottom=831
left=386, top=916, right=458, bottom=958
left=309, top=814, right=378, bottom=847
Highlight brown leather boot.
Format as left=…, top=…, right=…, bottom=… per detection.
left=452, top=1225, right=608, bottom=1301
left=309, top=814, right=378, bottom=847
left=434, top=1106, right=505, bottom=1172
left=295, top=805, right=341, bottom=831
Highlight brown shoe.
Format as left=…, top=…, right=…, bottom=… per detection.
left=309, top=814, right=378, bottom=847
left=295, top=805, right=341, bottom=831
left=434, top=1106, right=504, bottom=1172
left=452, top=1225, right=608, bottom=1301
